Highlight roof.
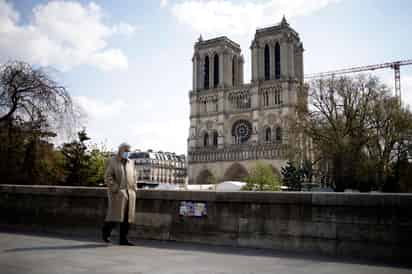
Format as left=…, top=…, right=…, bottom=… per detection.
left=255, top=16, right=299, bottom=39
left=129, top=150, right=186, bottom=162
left=195, top=36, right=241, bottom=53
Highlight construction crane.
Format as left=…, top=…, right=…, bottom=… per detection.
left=305, top=59, right=412, bottom=103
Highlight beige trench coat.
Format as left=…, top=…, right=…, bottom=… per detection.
left=104, top=156, right=137, bottom=223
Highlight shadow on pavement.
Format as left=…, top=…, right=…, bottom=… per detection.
left=3, top=243, right=108, bottom=253
left=1, top=229, right=411, bottom=270
left=128, top=239, right=412, bottom=270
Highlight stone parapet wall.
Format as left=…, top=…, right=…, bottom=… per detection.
left=0, top=184, right=411, bottom=263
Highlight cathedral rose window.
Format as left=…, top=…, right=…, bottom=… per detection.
left=232, top=119, right=252, bottom=144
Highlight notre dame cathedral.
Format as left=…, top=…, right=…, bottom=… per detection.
left=187, top=17, right=307, bottom=184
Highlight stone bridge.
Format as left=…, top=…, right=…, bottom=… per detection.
left=0, top=184, right=411, bottom=273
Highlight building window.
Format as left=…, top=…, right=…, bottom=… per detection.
left=275, top=42, right=281, bottom=79
left=232, top=119, right=252, bottom=144
left=276, top=127, right=282, bottom=143
left=232, top=56, right=236, bottom=86
left=264, top=44, right=270, bottom=80
left=203, top=132, right=209, bottom=147
left=265, top=127, right=271, bottom=142
left=263, top=91, right=269, bottom=106
left=204, top=56, right=209, bottom=89
left=214, top=54, right=219, bottom=88
left=274, top=89, right=282, bottom=105
left=213, top=131, right=218, bottom=147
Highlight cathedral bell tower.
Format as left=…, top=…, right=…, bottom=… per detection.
left=188, top=36, right=245, bottom=152
left=192, top=36, right=244, bottom=91
left=251, top=16, right=304, bottom=83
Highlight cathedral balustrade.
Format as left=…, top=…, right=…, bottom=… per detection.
left=188, top=143, right=286, bottom=163
left=228, top=88, right=251, bottom=111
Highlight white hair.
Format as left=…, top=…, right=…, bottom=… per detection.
left=118, top=142, right=131, bottom=150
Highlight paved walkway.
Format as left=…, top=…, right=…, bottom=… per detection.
left=0, top=232, right=410, bottom=274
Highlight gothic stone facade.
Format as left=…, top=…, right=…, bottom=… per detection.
left=187, top=17, right=305, bottom=184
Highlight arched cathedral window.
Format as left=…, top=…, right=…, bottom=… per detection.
left=262, top=91, right=269, bottom=106
left=213, top=131, right=218, bottom=147
left=274, top=88, right=282, bottom=105
left=203, top=132, right=209, bottom=147
left=204, top=56, right=209, bottom=89
left=275, top=42, right=281, bottom=79
left=232, top=56, right=236, bottom=86
left=214, top=54, right=219, bottom=88
left=276, top=127, right=282, bottom=143
left=264, top=44, right=270, bottom=81
left=265, top=127, right=271, bottom=143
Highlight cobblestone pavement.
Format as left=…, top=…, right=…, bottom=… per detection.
left=0, top=232, right=411, bottom=274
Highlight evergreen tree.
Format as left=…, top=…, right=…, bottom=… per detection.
left=281, top=161, right=303, bottom=191
left=61, top=129, right=91, bottom=185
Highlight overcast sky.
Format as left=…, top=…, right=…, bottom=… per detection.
left=1, top=0, right=412, bottom=154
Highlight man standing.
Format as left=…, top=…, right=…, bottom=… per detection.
left=102, top=143, right=137, bottom=245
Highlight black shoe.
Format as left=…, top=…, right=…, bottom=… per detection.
left=102, top=229, right=111, bottom=243
left=119, top=239, right=134, bottom=246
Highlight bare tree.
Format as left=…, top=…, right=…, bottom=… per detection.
left=0, top=61, right=81, bottom=183
left=294, top=75, right=412, bottom=191
left=366, top=88, right=412, bottom=189
left=0, top=61, right=80, bottom=136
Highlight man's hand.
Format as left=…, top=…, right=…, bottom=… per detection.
left=109, top=182, right=120, bottom=193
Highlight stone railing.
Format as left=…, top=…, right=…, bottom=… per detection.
left=0, top=184, right=411, bottom=264
left=228, top=88, right=251, bottom=110
left=188, top=143, right=287, bottom=163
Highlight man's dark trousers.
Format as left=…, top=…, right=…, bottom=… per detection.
left=102, top=199, right=130, bottom=244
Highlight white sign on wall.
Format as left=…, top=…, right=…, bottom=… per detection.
left=179, top=201, right=207, bottom=217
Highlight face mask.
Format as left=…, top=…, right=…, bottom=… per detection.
left=121, top=151, right=129, bottom=159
